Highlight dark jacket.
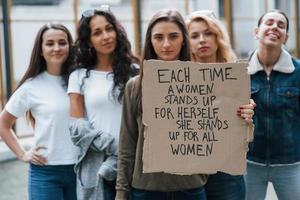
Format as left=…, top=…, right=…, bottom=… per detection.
left=247, top=49, right=300, bottom=165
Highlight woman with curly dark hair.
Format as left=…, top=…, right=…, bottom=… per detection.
left=67, top=5, right=139, bottom=200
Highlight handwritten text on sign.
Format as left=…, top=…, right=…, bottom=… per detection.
left=142, top=60, right=250, bottom=175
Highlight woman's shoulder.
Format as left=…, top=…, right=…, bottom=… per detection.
left=71, top=68, right=87, bottom=75
left=12, top=73, right=45, bottom=95
left=292, top=58, right=300, bottom=68
left=124, top=75, right=140, bottom=99
left=21, top=72, right=45, bottom=87
left=127, top=75, right=140, bottom=86
left=290, top=58, right=300, bottom=75
left=69, top=68, right=88, bottom=80
left=130, top=63, right=140, bottom=70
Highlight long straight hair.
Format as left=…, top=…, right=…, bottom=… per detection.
left=135, top=9, right=191, bottom=112
left=15, top=23, right=74, bottom=126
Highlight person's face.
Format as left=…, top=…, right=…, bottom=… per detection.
left=189, top=20, right=218, bottom=62
left=151, top=21, right=184, bottom=61
left=89, top=15, right=117, bottom=56
left=42, top=29, right=69, bottom=68
left=255, top=12, right=288, bottom=48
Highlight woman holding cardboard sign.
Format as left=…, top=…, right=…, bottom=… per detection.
left=186, top=10, right=255, bottom=200
left=115, top=9, right=208, bottom=200
left=245, top=10, right=300, bottom=200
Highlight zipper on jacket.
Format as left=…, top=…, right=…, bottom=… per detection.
left=266, top=74, right=271, bottom=166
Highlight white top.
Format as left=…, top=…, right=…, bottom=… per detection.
left=68, top=68, right=122, bottom=141
left=5, top=71, right=78, bottom=165
left=248, top=49, right=294, bottom=75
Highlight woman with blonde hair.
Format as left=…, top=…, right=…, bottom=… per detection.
left=186, top=10, right=255, bottom=200
left=186, top=10, right=236, bottom=63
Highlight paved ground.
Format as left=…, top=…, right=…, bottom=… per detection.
left=0, top=160, right=28, bottom=200
left=0, top=159, right=278, bottom=200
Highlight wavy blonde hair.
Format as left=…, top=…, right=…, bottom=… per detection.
left=186, top=12, right=236, bottom=63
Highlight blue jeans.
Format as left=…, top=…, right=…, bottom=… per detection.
left=29, top=164, right=76, bottom=200
left=205, top=172, right=245, bottom=200
left=245, top=162, right=300, bottom=200
left=132, top=187, right=206, bottom=200
left=103, top=179, right=116, bottom=200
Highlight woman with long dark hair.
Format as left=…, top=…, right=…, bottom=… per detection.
left=116, top=9, right=208, bottom=200
left=0, top=23, right=77, bottom=200
left=68, top=5, right=139, bottom=200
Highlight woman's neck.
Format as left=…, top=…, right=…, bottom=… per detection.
left=257, top=44, right=282, bottom=74
left=195, top=55, right=217, bottom=63
left=46, top=64, right=61, bottom=75
left=95, top=54, right=113, bottom=71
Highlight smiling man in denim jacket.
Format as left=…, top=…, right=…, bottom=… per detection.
left=245, top=10, right=300, bottom=200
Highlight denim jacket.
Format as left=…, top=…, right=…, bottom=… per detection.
left=247, top=49, right=300, bottom=165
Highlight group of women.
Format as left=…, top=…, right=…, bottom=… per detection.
left=0, top=5, right=298, bottom=200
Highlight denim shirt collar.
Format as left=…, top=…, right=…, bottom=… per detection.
left=248, top=49, right=295, bottom=75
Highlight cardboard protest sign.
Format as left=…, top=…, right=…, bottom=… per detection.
left=142, top=60, right=250, bottom=175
